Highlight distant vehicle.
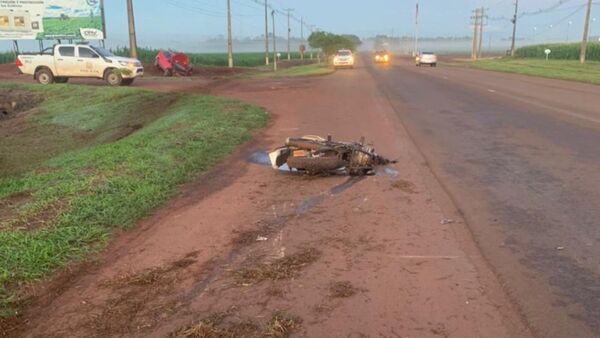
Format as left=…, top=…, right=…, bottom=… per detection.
left=155, top=50, right=193, bottom=77
left=416, top=52, right=437, bottom=67
left=333, top=49, right=355, bottom=69
left=16, top=43, right=144, bottom=86
left=374, top=50, right=390, bottom=64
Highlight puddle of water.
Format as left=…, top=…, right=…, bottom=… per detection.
left=248, top=151, right=292, bottom=172
left=378, top=167, right=399, bottom=178
left=296, top=177, right=367, bottom=214
left=296, top=195, right=326, bottom=214
left=330, top=176, right=366, bottom=195
left=248, top=151, right=271, bottom=166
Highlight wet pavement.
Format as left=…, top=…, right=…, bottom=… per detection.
left=367, top=57, right=600, bottom=337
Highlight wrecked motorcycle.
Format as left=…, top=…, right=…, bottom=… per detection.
left=269, top=135, right=396, bottom=175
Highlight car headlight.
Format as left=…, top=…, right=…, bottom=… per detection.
left=119, top=61, right=138, bottom=68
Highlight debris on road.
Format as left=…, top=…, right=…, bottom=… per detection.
left=440, top=218, right=455, bottom=225
left=269, top=135, right=396, bottom=175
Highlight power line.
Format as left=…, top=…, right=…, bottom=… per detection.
left=520, top=0, right=577, bottom=17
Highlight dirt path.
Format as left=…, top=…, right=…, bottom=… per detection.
left=5, top=60, right=531, bottom=337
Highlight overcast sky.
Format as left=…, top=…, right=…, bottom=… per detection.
left=1, top=0, right=598, bottom=51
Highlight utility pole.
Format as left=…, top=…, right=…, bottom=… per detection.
left=471, top=8, right=480, bottom=60
left=510, top=0, right=519, bottom=56
left=580, top=0, right=593, bottom=63
left=272, top=10, right=277, bottom=71
left=301, top=17, right=304, bottom=60
left=126, top=0, right=138, bottom=59
left=264, top=0, right=269, bottom=65
left=478, top=7, right=485, bottom=59
left=414, top=0, right=420, bottom=56
left=227, top=0, right=233, bottom=68
left=285, top=9, right=294, bottom=60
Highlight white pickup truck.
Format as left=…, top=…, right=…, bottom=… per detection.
left=16, top=44, right=144, bottom=86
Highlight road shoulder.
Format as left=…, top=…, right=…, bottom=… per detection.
left=10, top=62, right=531, bottom=337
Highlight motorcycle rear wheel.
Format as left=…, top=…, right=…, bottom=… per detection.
left=286, top=156, right=347, bottom=173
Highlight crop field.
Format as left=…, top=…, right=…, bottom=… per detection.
left=0, top=52, right=13, bottom=64
left=0, top=47, right=307, bottom=66
left=516, top=42, right=600, bottom=61
left=112, top=47, right=304, bottom=67
left=37, top=16, right=103, bottom=40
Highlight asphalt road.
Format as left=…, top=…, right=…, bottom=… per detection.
left=366, top=56, right=600, bottom=337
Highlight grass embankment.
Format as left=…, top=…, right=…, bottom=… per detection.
left=250, top=64, right=334, bottom=79
left=466, top=58, right=600, bottom=85
left=0, top=84, right=268, bottom=317
left=112, top=47, right=304, bottom=67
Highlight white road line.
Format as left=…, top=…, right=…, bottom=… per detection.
left=488, top=89, right=496, bottom=93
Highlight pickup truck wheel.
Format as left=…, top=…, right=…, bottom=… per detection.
left=105, top=71, right=123, bottom=86
left=36, top=69, right=54, bottom=85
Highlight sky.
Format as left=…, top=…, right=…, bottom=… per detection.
left=2, top=0, right=599, bottom=52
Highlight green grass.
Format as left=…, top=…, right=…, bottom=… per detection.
left=0, top=84, right=268, bottom=317
left=463, top=58, right=600, bottom=85
left=516, top=42, right=600, bottom=61
left=112, top=47, right=303, bottom=68
left=36, top=16, right=103, bottom=40
left=249, top=64, right=333, bottom=79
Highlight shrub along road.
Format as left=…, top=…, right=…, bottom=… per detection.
left=0, top=59, right=529, bottom=337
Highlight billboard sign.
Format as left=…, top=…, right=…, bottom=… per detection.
left=0, top=0, right=105, bottom=40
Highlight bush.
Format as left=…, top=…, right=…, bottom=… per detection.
left=516, top=42, right=600, bottom=61
left=307, top=32, right=360, bottom=55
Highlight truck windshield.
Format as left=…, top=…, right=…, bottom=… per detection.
left=91, top=46, right=115, bottom=58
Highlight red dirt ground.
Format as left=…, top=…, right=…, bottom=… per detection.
left=0, top=59, right=532, bottom=338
